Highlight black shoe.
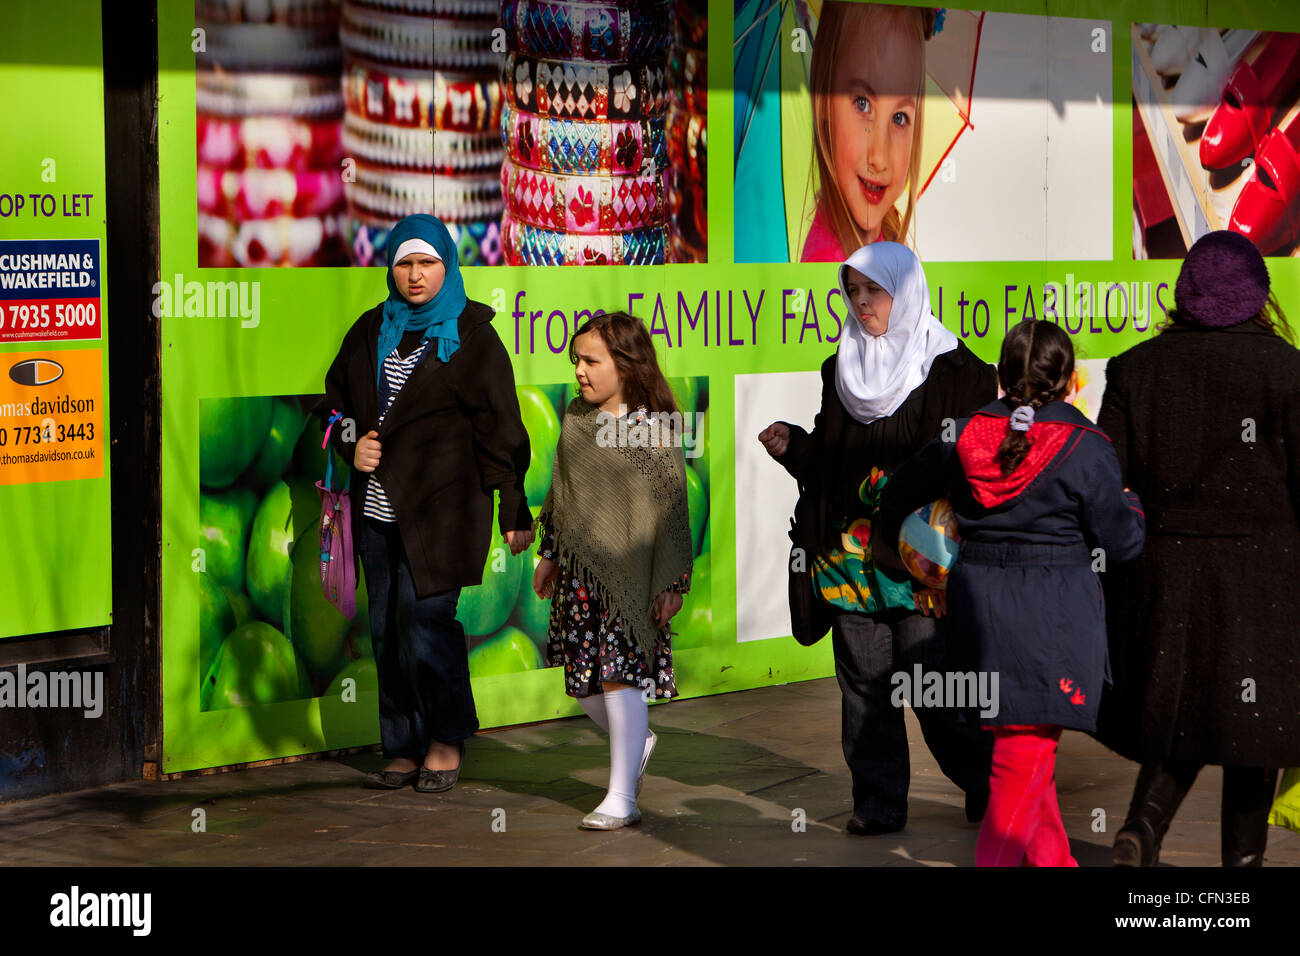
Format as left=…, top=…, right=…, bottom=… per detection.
left=363, top=768, right=419, bottom=790
left=1112, top=820, right=1158, bottom=867
left=846, top=815, right=904, bottom=836
left=965, top=787, right=990, bottom=824
left=414, top=740, right=465, bottom=794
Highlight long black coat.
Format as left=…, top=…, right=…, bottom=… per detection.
left=1094, top=320, right=1300, bottom=766
left=314, top=298, right=533, bottom=598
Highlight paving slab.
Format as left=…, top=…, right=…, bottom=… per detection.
left=0, top=678, right=1297, bottom=867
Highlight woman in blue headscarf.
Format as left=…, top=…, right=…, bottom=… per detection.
left=317, top=215, right=535, bottom=793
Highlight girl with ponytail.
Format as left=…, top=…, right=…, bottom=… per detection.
left=874, top=319, right=1146, bottom=866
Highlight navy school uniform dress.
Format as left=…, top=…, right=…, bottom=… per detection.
left=874, top=399, right=1146, bottom=732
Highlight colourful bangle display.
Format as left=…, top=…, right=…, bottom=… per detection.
left=667, top=106, right=706, bottom=182
left=671, top=232, right=705, bottom=264
left=347, top=213, right=505, bottom=267
left=197, top=113, right=345, bottom=172
left=341, top=4, right=427, bottom=63
left=433, top=0, right=499, bottom=19
left=197, top=211, right=351, bottom=268
left=501, top=103, right=670, bottom=175
left=446, top=217, right=506, bottom=266
left=345, top=213, right=393, bottom=266
left=669, top=172, right=707, bottom=249
left=434, top=73, right=504, bottom=133
left=434, top=128, right=506, bottom=175
left=502, top=211, right=670, bottom=265
left=437, top=172, right=505, bottom=224
left=501, top=0, right=672, bottom=62
left=197, top=164, right=346, bottom=220
left=196, top=23, right=343, bottom=73
left=342, top=4, right=507, bottom=69
left=502, top=162, right=669, bottom=233
left=196, top=0, right=341, bottom=26
left=342, top=59, right=434, bottom=128
left=343, top=110, right=434, bottom=169
left=503, top=53, right=671, bottom=122
left=196, top=70, right=345, bottom=118
left=674, top=0, right=708, bottom=47
left=671, top=45, right=707, bottom=115
left=344, top=163, right=434, bottom=219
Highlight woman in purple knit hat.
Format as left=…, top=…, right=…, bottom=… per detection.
left=1095, top=230, right=1300, bottom=866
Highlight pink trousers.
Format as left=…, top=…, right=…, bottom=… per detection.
left=975, top=725, right=1078, bottom=867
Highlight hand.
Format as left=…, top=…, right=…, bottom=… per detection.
left=653, top=590, right=684, bottom=628
left=758, top=422, right=790, bottom=459
left=353, top=430, right=382, bottom=473
left=533, top=556, right=558, bottom=599
left=506, top=528, right=535, bottom=556
left=914, top=587, right=947, bottom=618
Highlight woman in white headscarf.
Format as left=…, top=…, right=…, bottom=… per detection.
left=759, top=241, right=996, bottom=835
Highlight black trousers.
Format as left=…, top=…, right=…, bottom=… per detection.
left=358, top=517, right=479, bottom=759
left=830, top=608, right=993, bottom=827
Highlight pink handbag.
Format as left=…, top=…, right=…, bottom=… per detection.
left=316, top=410, right=356, bottom=618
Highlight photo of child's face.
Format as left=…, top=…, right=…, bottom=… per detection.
left=827, top=20, right=921, bottom=242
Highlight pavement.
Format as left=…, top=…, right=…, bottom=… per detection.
left=1, top=677, right=1297, bottom=867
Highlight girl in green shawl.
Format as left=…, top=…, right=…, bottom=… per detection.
left=532, top=311, right=695, bottom=830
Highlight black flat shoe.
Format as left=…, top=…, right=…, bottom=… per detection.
left=846, top=815, right=904, bottom=836
left=1112, top=822, right=1156, bottom=866
left=363, top=768, right=419, bottom=790
left=414, top=740, right=465, bottom=794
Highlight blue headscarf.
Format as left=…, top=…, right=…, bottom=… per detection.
left=375, top=214, right=465, bottom=384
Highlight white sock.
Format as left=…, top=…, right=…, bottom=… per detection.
left=593, top=687, right=647, bottom=818
left=578, top=694, right=608, bottom=731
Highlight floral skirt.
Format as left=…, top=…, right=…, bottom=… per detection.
left=540, top=525, right=678, bottom=700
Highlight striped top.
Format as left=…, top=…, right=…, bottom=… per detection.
left=363, top=339, right=430, bottom=523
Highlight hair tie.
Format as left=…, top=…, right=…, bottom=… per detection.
left=1009, top=405, right=1035, bottom=432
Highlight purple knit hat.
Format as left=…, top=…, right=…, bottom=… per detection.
left=1174, top=230, right=1270, bottom=327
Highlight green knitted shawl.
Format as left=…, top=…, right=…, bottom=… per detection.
left=539, top=397, right=694, bottom=663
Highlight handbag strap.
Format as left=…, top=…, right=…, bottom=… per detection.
left=322, top=409, right=351, bottom=493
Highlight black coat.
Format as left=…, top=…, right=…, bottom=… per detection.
left=313, top=298, right=533, bottom=598
left=778, top=342, right=997, bottom=558
left=1094, top=320, right=1300, bottom=766
left=874, top=400, right=1146, bottom=731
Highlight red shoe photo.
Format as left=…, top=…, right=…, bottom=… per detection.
left=1229, top=106, right=1300, bottom=253
left=1200, top=31, right=1300, bottom=169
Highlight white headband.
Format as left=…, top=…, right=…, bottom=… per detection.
left=393, top=238, right=441, bottom=264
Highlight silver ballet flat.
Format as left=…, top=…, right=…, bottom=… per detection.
left=580, top=809, right=642, bottom=830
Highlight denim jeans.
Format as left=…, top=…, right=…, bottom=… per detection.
left=830, top=608, right=993, bottom=827
left=358, top=517, right=478, bottom=758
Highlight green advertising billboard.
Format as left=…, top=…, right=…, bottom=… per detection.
left=0, top=0, right=111, bottom=640
left=158, top=0, right=1300, bottom=772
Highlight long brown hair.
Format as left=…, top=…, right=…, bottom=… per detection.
left=808, top=2, right=932, bottom=256
left=569, top=311, right=678, bottom=417
left=1159, top=290, right=1297, bottom=346
left=995, top=321, right=1075, bottom=476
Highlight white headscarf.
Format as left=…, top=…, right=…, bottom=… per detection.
left=834, top=242, right=958, bottom=425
